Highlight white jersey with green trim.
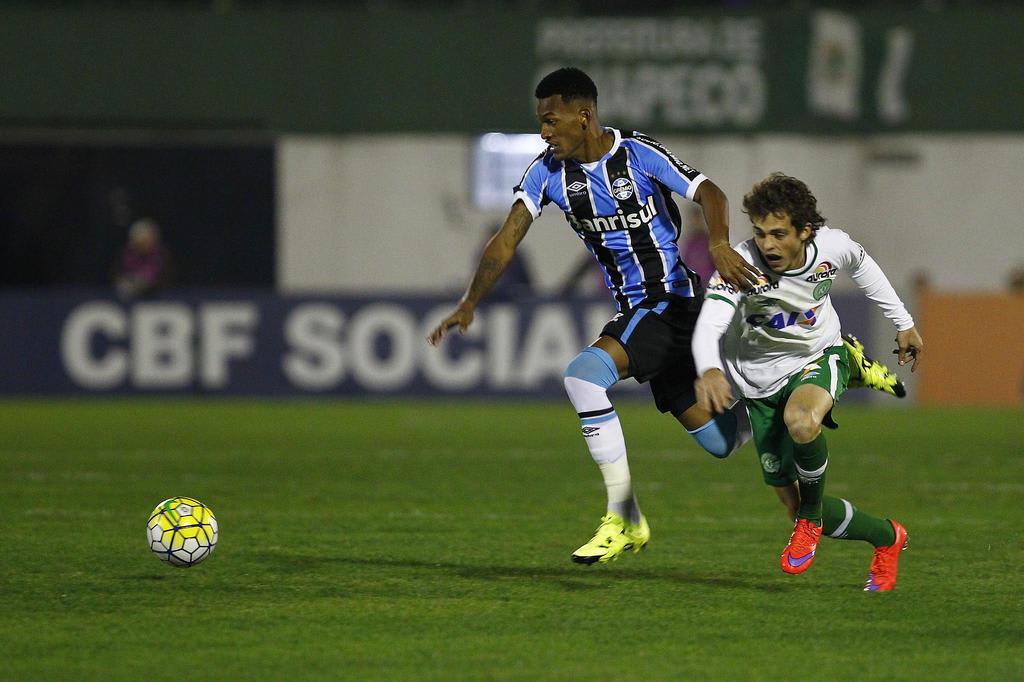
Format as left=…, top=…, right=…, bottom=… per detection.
left=693, top=226, right=914, bottom=398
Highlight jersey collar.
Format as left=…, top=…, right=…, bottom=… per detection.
left=576, top=128, right=621, bottom=169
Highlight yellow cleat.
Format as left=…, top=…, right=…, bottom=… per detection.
left=571, top=512, right=650, bottom=565
left=625, top=515, right=651, bottom=553
left=843, top=333, right=906, bottom=398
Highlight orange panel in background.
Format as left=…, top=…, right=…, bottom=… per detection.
left=918, top=292, right=1024, bottom=405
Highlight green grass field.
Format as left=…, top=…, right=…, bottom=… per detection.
left=1, top=400, right=1022, bottom=680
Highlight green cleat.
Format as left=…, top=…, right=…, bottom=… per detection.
left=843, top=333, right=906, bottom=398
left=571, top=512, right=650, bottom=565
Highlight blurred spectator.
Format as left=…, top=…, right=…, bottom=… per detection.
left=911, top=269, right=932, bottom=297
left=679, top=202, right=715, bottom=287
left=113, top=218, right=174, bottom=299
left=1007, top=264, right=1024, bottom=294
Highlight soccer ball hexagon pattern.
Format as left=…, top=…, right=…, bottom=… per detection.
left=147, top=496, right=218, bottom=568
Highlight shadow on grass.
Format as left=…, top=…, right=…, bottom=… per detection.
left=246, top=551, right=792, bottom=594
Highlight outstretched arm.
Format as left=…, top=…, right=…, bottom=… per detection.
left=427, top=200, right=534, bottom=345
left=849, top=248, right=924, bottom=371
left=694, top=181, right=761, bottom=290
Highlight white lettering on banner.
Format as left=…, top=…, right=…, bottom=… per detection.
left=421, top=305, right=484, bottom=390
left=349, top=304, right=417, bottom=390
left=536, top=17, right=765, bottom=130
left=58, top=299, right=640, bottom=393
left=536, top=18, right=761, bottom=60
left=807, top=11, right=863, bottom=121
left=877, top=27, right=913, bottom=124
left=486, top=305, right=518, bottom=388
left=519, top=305, right=581, bottom=386
left=201, top=303, right=258, bottom=388
left=132, top=304, right=193, bottom=388
left=282, top=304, right=345, bottom=390
left=61, top=303, right=127, bottom=389
left=564, top=62, right=765, bottom=128
left=60, top=301, right=255, bottom=390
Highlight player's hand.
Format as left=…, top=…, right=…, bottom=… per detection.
left=427, top=303, right=475, bottom=346
left=710, top=244, right=761, bottom=290
left=893, top=327, right=923, bottom=372
left=695, top=368, right=734, bottom=414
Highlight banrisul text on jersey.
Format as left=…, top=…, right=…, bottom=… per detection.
left=514, top=128, right=707, bottom=311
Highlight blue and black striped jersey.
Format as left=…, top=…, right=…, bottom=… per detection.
left=514, top=128, right=707, bottom=311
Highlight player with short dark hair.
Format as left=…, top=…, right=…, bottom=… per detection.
left=534, top=66, right=599, bottom=103
left=693, top=173, right=923, bottom=590
left=430, top=66, right=766, bottom=564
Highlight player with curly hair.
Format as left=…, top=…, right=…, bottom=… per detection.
left=693, top=173, right=923, bottom=590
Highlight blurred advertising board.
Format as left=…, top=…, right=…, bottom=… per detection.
left=918, top=292, right=1024, bottom=406
left=0, top=291, right=870, bottom=397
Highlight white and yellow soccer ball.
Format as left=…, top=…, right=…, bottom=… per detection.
left=147, top=497, right=218, bottom=567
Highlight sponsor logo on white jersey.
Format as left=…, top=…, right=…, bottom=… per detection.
left=746, top=304, right=822, bottom=330
left=805, top=261, right=838, bottom=283
left=706, top=273, right=738, bottom=295
left=745, top=273, right=780, bottom=295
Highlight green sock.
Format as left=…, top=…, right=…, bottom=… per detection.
left=822, top=496, right=897, bottom=547
left=793, top=433, right=828, bottom=523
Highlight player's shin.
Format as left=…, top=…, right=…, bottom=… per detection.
left=687, top=401, right=752, bottom=458
left=822, top=496, right=898, bottom=547
left=564, top=348, right=640, bottom=524
left=792, top=433, right=828, bottom=523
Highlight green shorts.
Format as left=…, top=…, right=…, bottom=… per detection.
left=743, top=345, right=851, bottom=487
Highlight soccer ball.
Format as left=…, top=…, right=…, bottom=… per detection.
left=147, top=496, right=218, bottom=567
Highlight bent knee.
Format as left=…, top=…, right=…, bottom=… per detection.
left=784, top=408, right=821, bottom=444
left=564, top=347, right=618, bottom=385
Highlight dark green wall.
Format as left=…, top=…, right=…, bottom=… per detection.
left=0, top=6, right=1021, bottom=133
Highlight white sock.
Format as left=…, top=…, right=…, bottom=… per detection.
left=565, top=376, right=641, bottom=524
left=599, top=449, right=640, bottom=523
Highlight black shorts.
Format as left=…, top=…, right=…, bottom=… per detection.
left=600, top=293, right=702, bottom=415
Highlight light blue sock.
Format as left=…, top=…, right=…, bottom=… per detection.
left=687, top=402, right=751, bottom=459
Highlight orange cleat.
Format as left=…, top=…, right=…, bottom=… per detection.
left=864, top=520, right=908, bottom=592
left=781, top=518, right=823, bottom=574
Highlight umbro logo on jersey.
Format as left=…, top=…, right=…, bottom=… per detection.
left=582, top=426, right=600, bottom=437
left=566, top=181, right=588, bottom=193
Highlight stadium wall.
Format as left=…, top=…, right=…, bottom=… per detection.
left=0, top=6, right=1022, bottom=134
left=918, top=292, right=1024, bottom=406
left=277, top=133, right=1024, bottom=297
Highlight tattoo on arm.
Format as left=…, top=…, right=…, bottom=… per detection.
left=462, top=201, right=533, bottom=306
left=508, top=206, right=532, bottom=243
left=465, top=256, right=504, bottom=304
